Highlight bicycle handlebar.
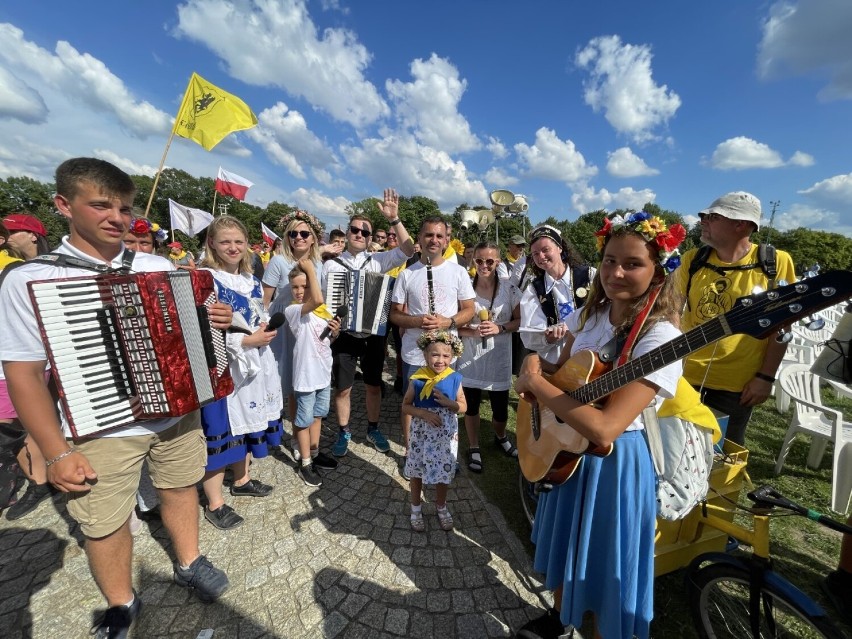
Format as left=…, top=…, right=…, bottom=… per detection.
left=747, top=485, right=852, bottom=535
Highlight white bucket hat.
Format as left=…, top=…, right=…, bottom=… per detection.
left=699, top=191, right=762, bottom=230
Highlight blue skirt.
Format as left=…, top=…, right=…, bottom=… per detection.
left=531, top=430, right=656, bottom=639
left=201, top=398, right=283, bottom=472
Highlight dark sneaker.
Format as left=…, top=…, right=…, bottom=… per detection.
left=298, top=464, right=323, bottom=487
left=6, top=481, right=53, bottom=520
left=515, top=607, right=566, bottom=639
left=204, top=504, right=244, bottom=530
left=174, top=555, right=230, bottom=603
left=91, top=590, right=142, bottom=639
left=332, top=431, right=351, bottom=457
left=366, top=429, right=391, bottom=453
left=230, top=479, right=273, bottom=497
left=312, top=451, right=338, bottom=470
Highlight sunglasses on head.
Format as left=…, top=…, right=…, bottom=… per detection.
left=349, top=226, right=372, bottom=237
left=288, top=230, right=312, bottom=239
left=474, top=258, right=497, bottom=267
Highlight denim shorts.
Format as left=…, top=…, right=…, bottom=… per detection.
left=294, top=386, right=331, bottom=429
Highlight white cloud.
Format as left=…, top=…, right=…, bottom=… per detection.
left=0, top=136, right=69, bottom=181
left=287, top=187, right=351, bottom=229
left=515, top=128, right=597, bottom=185
left=774, top=203, right=841, bottom=232
left=0, top=66, right=47, bottom=124
left=798, top=172, right=852, bottom=208
left=92, top=150, right=158, bottom=177
left=0, top=24, right=172, bottom=138
left=341, top=133, right=487, bottom=211
left=575, top=35, right=681, bottom=142
left=483, top=167, right=519, bottom=188
left=709, top=136, right=813, bottom=170
left=758, top=0, right=852, bottom=101
left=570, top=184, right=656, bottom=215
left=606, top=147, right=659, bottom=178
left=386, top=54, right=479, bottom=154
left=247, top=102, right=339, bottom=180
left=175, top=0, right=388, bottom=128
left=486, top=136, right=508, bottom=160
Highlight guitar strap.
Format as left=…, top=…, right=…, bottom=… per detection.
left=616, top=285, right=662, bottom=367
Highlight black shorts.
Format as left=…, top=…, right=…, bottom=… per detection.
left=332, top=332, right=387, bottom=389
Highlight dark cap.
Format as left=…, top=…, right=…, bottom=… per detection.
left=508, top=234, right=526, bottom=246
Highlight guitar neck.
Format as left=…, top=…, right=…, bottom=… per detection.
left=570, top=316, right=730, bottom=404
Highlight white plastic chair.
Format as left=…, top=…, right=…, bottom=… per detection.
left=775, top=364, right=852, bottom=515
left=774, top=343, right=816, bottom=413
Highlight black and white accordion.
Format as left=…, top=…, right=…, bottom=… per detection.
left=324, top=270, right=394, bottom=336
left=28, top=270, right=233, bottom=438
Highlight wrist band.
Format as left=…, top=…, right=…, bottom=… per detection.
left=45, top=448, right=75, bottom=467
left=754, top=372, right=776, bottom=383
left=389, top=218, right=401, bottom=225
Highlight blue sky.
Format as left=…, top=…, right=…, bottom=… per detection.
left=0, top=0, right=850, bottom=235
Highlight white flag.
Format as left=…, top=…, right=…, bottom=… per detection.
left=168, top=199, right=214, bottom=237
left=261, top=222, right=280, bottom=245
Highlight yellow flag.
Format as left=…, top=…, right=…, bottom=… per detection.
left=173, top=73, right=258, bottom=151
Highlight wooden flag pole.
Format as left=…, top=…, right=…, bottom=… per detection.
left=143, top=129, right=177, bottom=218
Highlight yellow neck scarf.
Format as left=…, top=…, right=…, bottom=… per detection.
left=411, top=366, right=454, bottom=400
left=311, top=303, right=334, bottom=320
left=171, top=250, right=187, bottom=260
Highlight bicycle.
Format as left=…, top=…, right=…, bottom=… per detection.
left=685, top=484, right=851, bottom=639
left=517, top=473, right=851, bottom=638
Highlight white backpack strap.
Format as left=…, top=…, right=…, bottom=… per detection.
left=642, top=405, right=664, bottom=476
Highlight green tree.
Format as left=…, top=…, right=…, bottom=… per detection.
left=0, top=176, right=67, bottom=248
left=774, top=228, right=852, bottom=271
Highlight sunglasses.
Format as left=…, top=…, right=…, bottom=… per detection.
left=386, top=233, right=397, bottom=239
left=699, top=212, right=727, bottom=223
left=288, top=230, right=312, bottom=239
left=474, top=258, right=498, bottom=267
left=349, top=226, right=372, bottom=237
left=375, top=234, right=387, bottom=239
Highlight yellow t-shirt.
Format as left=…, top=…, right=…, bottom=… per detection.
left=0, top=250, right=22, bottom=270
left=675, top=244, right=796, bottom=392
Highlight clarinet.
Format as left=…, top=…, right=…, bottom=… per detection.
left=426, top=256, right=435, bottom=315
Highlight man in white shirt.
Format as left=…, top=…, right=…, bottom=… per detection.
left=0, top=158, right=232, bottom=638
left=390, top=217, right=476, bottom=476
left=321, top=189, right=415, bottom=458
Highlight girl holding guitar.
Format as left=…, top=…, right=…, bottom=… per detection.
left=514, top=212, right=686, bottom=639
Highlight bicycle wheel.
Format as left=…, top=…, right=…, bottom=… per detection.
left=687, top=562, right=845, bottom=639
left=518, top=471, right=537, bottom=527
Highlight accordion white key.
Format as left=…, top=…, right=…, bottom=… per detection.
left=324, top=270, right=394, bottom=336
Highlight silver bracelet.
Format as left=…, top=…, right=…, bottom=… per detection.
left=45, top=448, right=75, bottom=467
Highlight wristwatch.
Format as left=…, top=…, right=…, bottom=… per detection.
left=449, top=318, right=456, bottom=330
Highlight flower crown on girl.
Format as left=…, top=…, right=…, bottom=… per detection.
left=416, top=329, right=464, bottom=357
left=277, top=209, right=324, bottom=237
left=129, top=217, right=168, bottom=242
left=594, top=211, right=686, bottom=275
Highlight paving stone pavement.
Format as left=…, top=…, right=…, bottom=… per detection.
left=0, top=362, right=554, bottom=638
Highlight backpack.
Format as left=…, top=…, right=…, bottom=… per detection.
left=685, top=243, right=776, bottom=310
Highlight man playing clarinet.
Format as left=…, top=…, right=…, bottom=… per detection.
left=390, top=216, right=475, bottom=478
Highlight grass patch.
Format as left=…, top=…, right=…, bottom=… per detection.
left=462, top=386, right=852, bottom=637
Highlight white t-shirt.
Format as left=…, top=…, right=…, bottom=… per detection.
left=285, top=305, right=334, bottom=393
left=566, top=308, right=681, bottom=431
left=455, top=280, right=520, bottom=391
left=519, top=266, right=596, bottom=364
left=392, top=260, right=476, bottom=366
left=0, top=238, right=179, bottom=438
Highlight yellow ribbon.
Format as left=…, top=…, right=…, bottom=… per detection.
left=411, top=366, right=454, bottom=401
left=311, top=303, right=334, bottom=320
left=658, top=377, right=722, bottom=443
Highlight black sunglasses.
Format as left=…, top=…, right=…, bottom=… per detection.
left=349, top=226, right=372, bottom=237
left=386, top=233, right=397, bottom=239
left=474, top=258, right=497, bottom=267
left=288, top=230, right=312, bottom=239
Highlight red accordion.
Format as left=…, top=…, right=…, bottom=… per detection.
left=29, top=270, right=233, bottom=438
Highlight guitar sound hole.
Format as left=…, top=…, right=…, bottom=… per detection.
left=554, top=415, right=565, bottom=424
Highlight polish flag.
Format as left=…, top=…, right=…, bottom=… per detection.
left=214, top=167, right=253, bottom=200
left=261, top=222, right=279, bottom=246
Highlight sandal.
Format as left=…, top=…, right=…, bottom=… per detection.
left=495, top=435, right=518, bottom=458
left=466, top=448, right=483, bottom=473
left=410, top=510, right=425, bottom=532
left=436, top=505, right=454, bottom=531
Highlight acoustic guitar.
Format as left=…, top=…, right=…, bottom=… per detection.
left=517, top=271, right=851, bottom=484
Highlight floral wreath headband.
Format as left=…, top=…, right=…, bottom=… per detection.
left=278, top=209, right=324, bottom=238
left=129, top=217, right=168, bottom=242
left=594, top=211, right=686, bottom=275
left=416, top=329, right=464, bottom=357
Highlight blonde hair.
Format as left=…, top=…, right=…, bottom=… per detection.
left=281, top=219, right=321, bottom=263
left=578, top=228, right=682, bottom=335
left=201, top=216, right=253, bottom=274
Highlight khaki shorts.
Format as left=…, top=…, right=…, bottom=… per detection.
left=66, top=412, right=206, bottom=538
